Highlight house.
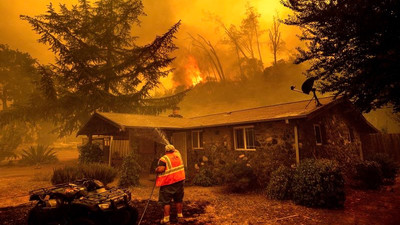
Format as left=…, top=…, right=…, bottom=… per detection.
left=77, top=96, right=379, bottom=174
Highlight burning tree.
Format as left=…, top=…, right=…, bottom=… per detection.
left=219, top=5, right=264, bottom=79
left=188, top=34, right=225, bottom=82
left=10, top=0, right=184, bottom=136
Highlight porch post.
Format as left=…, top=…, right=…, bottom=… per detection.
left=88, top=134, right=93, bottom=145
left=294, top=125, right=300, bottom=165
left=108, top=136, right=113, bottom=166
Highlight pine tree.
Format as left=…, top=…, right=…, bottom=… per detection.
left=0, top=44, right=38, bottom=110
left=18, top=0, right=184, bottom=135
left=283, top=0, right=400, bottom=112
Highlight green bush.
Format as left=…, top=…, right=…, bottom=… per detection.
left=225, top=160, right=257, bottom=193
left=292, top=159, right=345, bottom=208
left=19, top=145, right=58, bottom=165
left=51, top=163, right=117, bottom=185
left=266, top=166, right=293, bottom=200
left=119, top=153, right=142, bottom=187
left=353, top=161, right=383, bottom=189
left=370, top=153, right=398, bottom=183
left=78, top=143, right=103, bottom=164
left=193, top=167, right=216, bottom=187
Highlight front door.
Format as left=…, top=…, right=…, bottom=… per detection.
left=172, top=132, right=187, bottom=167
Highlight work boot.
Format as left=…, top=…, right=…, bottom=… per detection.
left=177, top=213, right=184, bottom=223
left=160, top=216, right=170, bottom=224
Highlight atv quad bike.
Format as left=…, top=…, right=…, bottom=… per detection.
left=27, top=179, right=138, bottom=225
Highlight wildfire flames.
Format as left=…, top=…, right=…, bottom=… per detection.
left=185, top=56, right=203, bottom=86
left=191, top=74, right=203, bottom=86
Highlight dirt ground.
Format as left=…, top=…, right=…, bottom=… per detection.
left=1, top=149, right=400, bottom=225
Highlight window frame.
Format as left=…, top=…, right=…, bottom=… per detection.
left=233, top=125, right=256, bottom=151
left=313, top=124, right=323, bottom=146
left=191, top=130, right=204, bottom=150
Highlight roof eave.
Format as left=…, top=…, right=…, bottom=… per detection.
left=76, top=112, right=124, bottom=136
left=185, top=115, right=308, bottom=129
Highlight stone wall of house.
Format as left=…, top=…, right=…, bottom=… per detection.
left=185, top=121, right=297, bottom=177
left=298, top=105, right=363, bottom=163
left=254, top=121, right=295, bottom=152
left=186, top=126, right=232, bottom=178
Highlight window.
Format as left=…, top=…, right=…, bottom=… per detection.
left=104, top=137, right=110, bottom=147
left=192, top=130, right=203, bottom=149
left=313, top=124, right=323, bottom=145
left=234, top=126, right=256, bottom=150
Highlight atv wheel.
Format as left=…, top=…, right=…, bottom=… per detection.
left=27, top=206, right=62, bottom=225
left=27, top=206, right=42, bottom=225
left=107, top=206, right=138, bottom=225
left=71, top=217, right=97, bottom=225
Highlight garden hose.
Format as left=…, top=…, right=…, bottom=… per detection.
left=138, top=174, right=158, bottom=225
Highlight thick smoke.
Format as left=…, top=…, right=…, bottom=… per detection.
left=0, top=0, right=300, bottom=87
left=1, top=0, right=397, bottom=132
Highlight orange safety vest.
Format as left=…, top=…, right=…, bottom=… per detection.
left=156, top=150, right=185, bottom=187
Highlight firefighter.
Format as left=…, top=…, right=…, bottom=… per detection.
left=155, top=144, right=185, bottom=224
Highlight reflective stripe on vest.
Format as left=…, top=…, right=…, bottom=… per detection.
left=156, top=151, right=185, bottom=187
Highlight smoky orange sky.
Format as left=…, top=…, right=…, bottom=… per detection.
left=0, top=0, right=301, bottom=89
left=0, top=1, right=299, bottom=60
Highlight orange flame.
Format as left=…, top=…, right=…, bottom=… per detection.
left=185, top=56, right=203, bottom=86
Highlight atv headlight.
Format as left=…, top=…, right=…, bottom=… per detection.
left=98, top=202, right=111, bottom=210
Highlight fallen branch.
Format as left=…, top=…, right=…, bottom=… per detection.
left=258, top=214, right=299, bottom=223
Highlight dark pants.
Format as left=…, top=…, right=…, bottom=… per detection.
left=158, top=181, right=184, bottom=206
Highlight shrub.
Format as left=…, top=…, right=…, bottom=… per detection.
left=193, top=167, right=216, bottom=187
left=292, top=159, right=345, bottom=208
left=211, top=167, right=226, bottom=185
left=353, top=161, right=383, bottom=189
left=32, top=171, right=52, bottom=182
left=52, top=166, right=85, bottom=184
left=78, top=143, right=103, bottom=164
left=266, top=166, right=293, bottom=200
left=0, top=124, right=24, bottom=161
left=51, top=163, right=117, bottom=185
left=250, top=146, right=296, bottom=189
left=370, top=153, right=398, bottom=183
left=119, top=153, right=142, bottom=187
left=19, top=145, right=58, bottom=165
left=225, top=160, right=257, bottom=193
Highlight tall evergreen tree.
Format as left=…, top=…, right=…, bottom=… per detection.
left=283, top=0, right=400, bottom=112
left=17, top=0, right=183, bottom=135
left=0, top=44, right=38, bottom=110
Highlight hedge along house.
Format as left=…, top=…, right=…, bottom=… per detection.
left=77, top=97, right=379, bottom=175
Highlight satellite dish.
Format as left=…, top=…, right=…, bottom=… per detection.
left=290, top=77, right=322, bottom=107
left=301, top=77, right=316, bottom=94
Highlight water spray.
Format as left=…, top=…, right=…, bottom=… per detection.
left=138, top=128, right=168, bottom=225
left=154, top=127, right=170, bottom=145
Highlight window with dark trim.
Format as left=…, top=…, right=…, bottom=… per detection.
left=313, top=124, right=323, bottom=145
left=234, top=126, right=256, bottom=150
left=192, top=130, right=203, bottom=149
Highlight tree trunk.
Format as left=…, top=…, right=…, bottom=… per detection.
left=255, top=26, right=263, bottom=66
left=236, top=45, right=244, bottom=78
left=1, top=97, right=7, bottom=110
left=1, top=88, right=7, bottom=110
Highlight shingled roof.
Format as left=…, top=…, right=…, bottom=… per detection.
left=79, top=96, right=358, bottom=135
left=189, top=96, right=338, bottom=127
